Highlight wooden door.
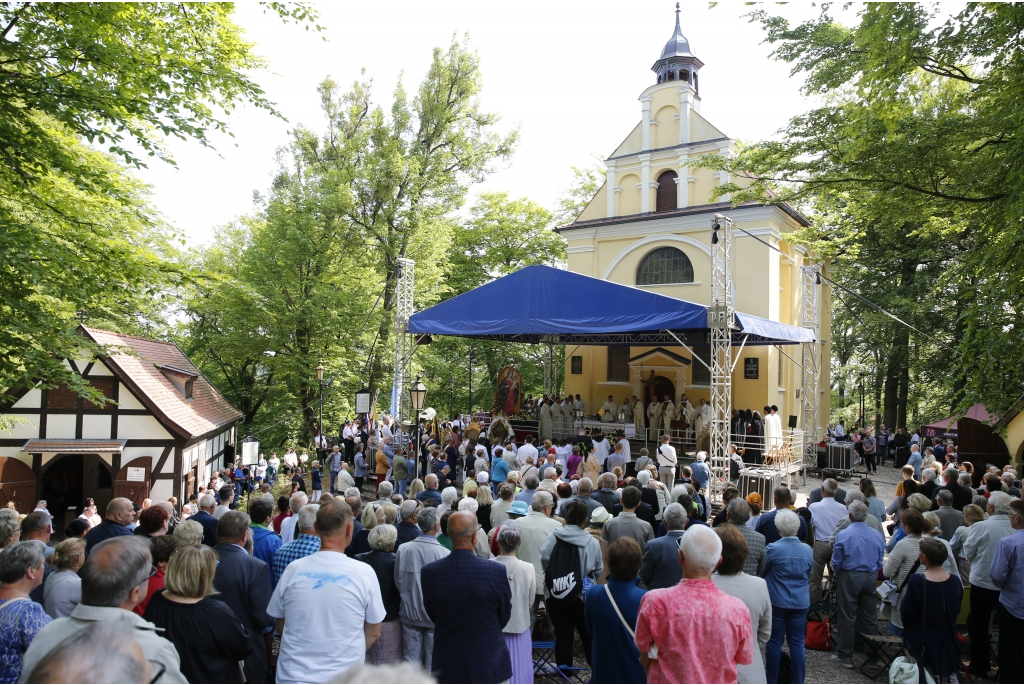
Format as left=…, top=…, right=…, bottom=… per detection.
left=0, top=457, right=36, bottom=514
left=113, top=457, right=151, bottom=504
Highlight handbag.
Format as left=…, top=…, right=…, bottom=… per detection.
left=880, top=560, right=920, bottom=607
left=889, top=656, right=936, bottom=684
left=804, top=608, right=833, bottom=651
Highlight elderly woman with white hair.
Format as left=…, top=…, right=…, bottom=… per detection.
left=493, top=521, right=535, bottom=684
left=437, top=487, right=459, bottom=517
left=456, top=498, right=491, bottom=559
left=356, top=524, right=402, bottom=665
left=761, top=509, right=813, bottom=684
left=636, top=469, right=670, bottom=521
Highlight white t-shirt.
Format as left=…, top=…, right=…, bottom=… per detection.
left=213, top=505, right=231, bottom=519
left=656, top=443, right=678, bottom=467
left=517, top=443, right=538, bottom=467
left=268, top=550, right=386, bottom=684
left=279, top=515, right=298, bottom=545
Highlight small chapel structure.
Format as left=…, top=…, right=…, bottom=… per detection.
left=0, top=326, right=241, bottom=525
left=560, top=7, right=832, bottom=431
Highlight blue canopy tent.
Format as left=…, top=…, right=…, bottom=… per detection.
left=408, top=265, right=813, bottom=346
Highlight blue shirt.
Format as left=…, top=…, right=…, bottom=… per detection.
left=831, top=522, right=885, bottom=572
left=250, top=525, right=282, bottom=589
left=991, top=528, right=1024, bottom=620
left=490, top=457, right=510, bottom=484
left=761, top=536, right=814, bottom=609
left=583, top=577, right=647, bottom=684
left=271, top=533, right=322, bottom=586
left=907, top=451, right=922, bottom=477
left=755, top=508, right=808, bottom=545
left=690, top=461, right=711, bottom=490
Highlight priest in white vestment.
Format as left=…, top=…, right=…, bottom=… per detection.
left=633, top=396, right=645, bottom=434
left=620, top=398, right=633, bottom=423
left=647, top=399, right=662, bottom=441
left=764, top=405, right=784, bottom=452
left=574, top=395, right=586, bottom=419
left=693, top=399, right=712, bottom=444
left=538, top=401, right=553, bottom=441
left=661, top=395, right=676, bottom=435
left=679, top=394, right=695, bottom=441
left=600, top=395, right=618, bottom=423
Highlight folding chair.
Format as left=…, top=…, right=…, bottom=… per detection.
left=860, top=633, right=903, bottom=679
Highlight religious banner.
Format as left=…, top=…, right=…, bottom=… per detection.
left=493, top=366, right=522, bottom=416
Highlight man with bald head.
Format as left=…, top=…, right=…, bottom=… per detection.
left=422, top=511, right=512, bottom=683
left=83, top=497, right=134, bottom=555
left=22, top=536, right=186, bottom=682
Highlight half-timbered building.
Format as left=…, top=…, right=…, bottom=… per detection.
left=0, top=326, right=242, bottom=530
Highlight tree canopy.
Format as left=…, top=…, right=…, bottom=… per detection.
left=707, top=3, right=1024, bottom=425
left=0, top=2, right=318, bottom=404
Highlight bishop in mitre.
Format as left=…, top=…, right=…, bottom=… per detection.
left=679, top=393, right=695, bottom=441
left=600, top=395, right=618, bottom=423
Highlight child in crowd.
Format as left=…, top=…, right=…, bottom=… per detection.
left=309, top=461, right=323, bottom=502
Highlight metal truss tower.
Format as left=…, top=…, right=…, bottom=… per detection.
left=708, top=214, right=735, bottom=504
left=800, top=265, right=821, bottom=467
left=543, top=342, right=556, bottom=398
left=389, top=258, right=415, bottom=422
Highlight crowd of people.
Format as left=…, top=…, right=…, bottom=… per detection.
left=0, top=417, right=1020, bottom=685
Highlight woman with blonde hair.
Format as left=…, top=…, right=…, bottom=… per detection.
left=356, top=525, right=402, bottom=665
left=349, top=504, right=382, bottom=557
left=379, top=502, right=399, bottom=525
left=476, top=480, right=495, bottom=533
left=582, top=446, right=602, bottom=484
left=950, top=503, right=987, bottom=584
left=406, top=478, right=425, bottom=501
left=43, top=538, right=85, bottom=618
left=144, top=546, right=252, bottom=683
left=0, top=509, right=19, bottom=549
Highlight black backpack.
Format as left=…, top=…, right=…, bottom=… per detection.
left=545, top=537, right=583, bottom=601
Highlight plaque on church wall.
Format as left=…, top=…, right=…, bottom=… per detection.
left=744, top=358, right=759, bottom=379
left=126, top=467, right=146, bottom=482
left=571, top=356, right=583, bottom=374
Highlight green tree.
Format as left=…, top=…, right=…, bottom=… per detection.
left=706, top=3, right=1024, bottom=421
left=0, top=2, right=319, bottom=403
left=290, top=38, right=518, bottom=407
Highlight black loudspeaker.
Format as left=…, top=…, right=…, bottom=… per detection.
left=788, top=415, right=798, bottom=429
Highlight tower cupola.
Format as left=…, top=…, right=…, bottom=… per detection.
left=652, top=3, right=704, bottom=93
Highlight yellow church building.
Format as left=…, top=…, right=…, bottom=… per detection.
left=560, top=7, right=832, bottom=434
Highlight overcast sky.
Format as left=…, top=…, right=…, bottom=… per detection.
left=135, top=1, right=836, bottom=246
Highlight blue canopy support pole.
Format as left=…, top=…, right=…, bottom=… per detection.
left=708, top=213, right=735, bottom=504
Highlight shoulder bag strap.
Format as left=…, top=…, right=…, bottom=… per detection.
left=0, top=597, right=29, bottom=611
left=604, top=584, right=635, bottom=639
left=897, top=559, right=921, bottom=594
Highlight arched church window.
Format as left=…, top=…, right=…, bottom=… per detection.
left=655, top=170, right=678, bottom=212
left=636, top=246, right=694, bottom=286
left=667, top=71, right=675, bottom=81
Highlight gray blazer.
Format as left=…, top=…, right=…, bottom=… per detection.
left=638, top=530, right=684, bottom=590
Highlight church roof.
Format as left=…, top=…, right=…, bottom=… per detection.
left=79, top=326, right=243, bottom=440
left=659, top=3, right=696, bottom=61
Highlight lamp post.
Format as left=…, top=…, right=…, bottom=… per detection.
left=409, top=376, right=428, bottom=478
left=315, top=361, right=325, bottom=458
left=448, top=376, right=455, bottom=422
left=468, top=346, right=477, bottom=416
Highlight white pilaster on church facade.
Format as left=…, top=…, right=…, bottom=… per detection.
left=677, top=153, right=690, bottom=208
left=605, top=161, right=617, bottom=217
left=640, top=97, right=652, bottom=151
left=678, top=87, right=692, bottom=145
left=640, top=154, right=652, bottom=213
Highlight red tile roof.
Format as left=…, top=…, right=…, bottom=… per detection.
left=22, top=439, right=127, bottom=453
left=80, top=327, right=243, bottom=440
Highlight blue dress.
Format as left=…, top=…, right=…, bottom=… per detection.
left=0, top=598, right=51, bottom=683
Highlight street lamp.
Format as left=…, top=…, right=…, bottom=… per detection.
left=448, top=376, right=455, bottom=422
left=409, top=376, right=428, bottom=478
left=315, top=361, right=325, bottom=457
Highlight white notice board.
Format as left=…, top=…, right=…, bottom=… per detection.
left=126, top=467, right=146, bottom=482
